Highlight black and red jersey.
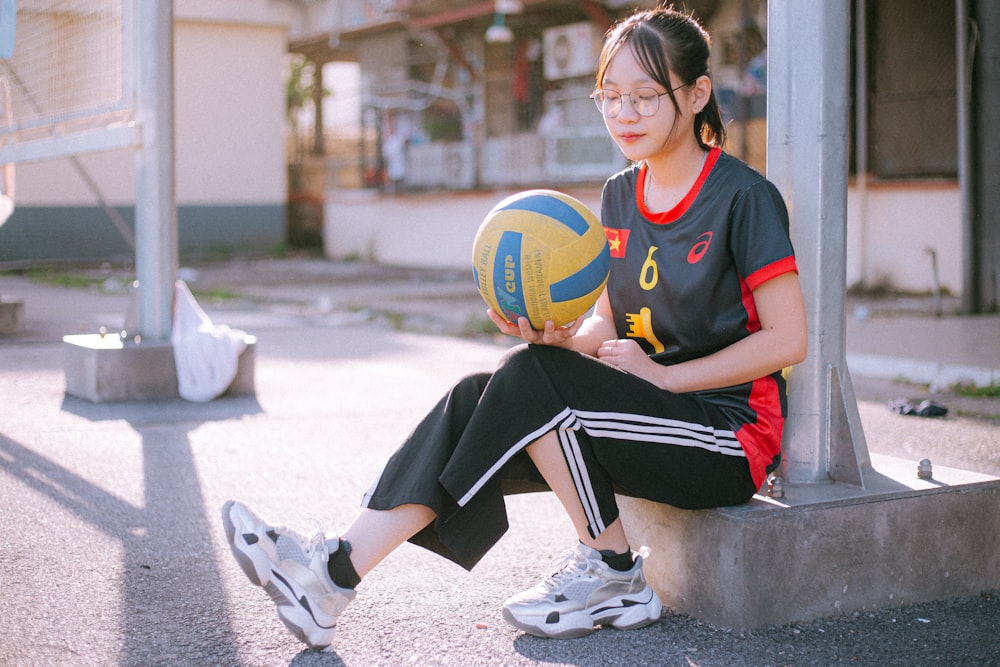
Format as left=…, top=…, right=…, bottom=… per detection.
left=600, top=148, right=798, bottom=487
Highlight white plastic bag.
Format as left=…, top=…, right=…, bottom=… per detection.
left=171, top=280, right=247, bottom=402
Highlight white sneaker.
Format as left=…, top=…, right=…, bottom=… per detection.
left=221, top=500, right=356, bottom=649
left=502, top=543, right=662, bottom=639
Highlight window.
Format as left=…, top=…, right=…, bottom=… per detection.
left=862, top=0, right=957, bottom=179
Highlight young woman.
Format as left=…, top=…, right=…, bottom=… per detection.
left=223, top=6, right=806, bottom=649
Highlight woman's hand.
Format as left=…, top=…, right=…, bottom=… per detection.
left=487, top=309, right=583, bottom=348
left=597, top=338, right=665, bottom=385
left=636, top=272, right=807, bottom=394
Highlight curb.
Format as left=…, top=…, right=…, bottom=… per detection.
left=847, top=352, right=1000, bottom=389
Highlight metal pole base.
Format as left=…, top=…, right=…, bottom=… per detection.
left=62, top=333, right=256, bottom=403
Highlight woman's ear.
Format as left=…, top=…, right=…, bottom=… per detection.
left=690, top=74, right=712, bottom=114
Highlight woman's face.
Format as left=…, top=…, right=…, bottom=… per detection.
left=599, top=46, right=691, bottom=162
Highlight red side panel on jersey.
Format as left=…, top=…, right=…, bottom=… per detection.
left=736, top=375, right=784, bottom=489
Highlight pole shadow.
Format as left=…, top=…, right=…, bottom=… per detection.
left=0, top=394, right=263, bottom=665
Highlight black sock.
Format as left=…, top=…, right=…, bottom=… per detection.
left=600, top=548, right=634, bottom=572
left=327, top=539, right=361, bottom=589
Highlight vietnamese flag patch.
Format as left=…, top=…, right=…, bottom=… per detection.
left=604, top=227, right=630, bottom=259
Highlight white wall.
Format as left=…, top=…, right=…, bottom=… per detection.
left=846, top=182, right=962, bottom=294
left=325, top=183, right=964, bottom=298
left=16, top=150, right=134, bottom=206
left=324, top=188, right=605, bottom=270
left=175, top=0, right=293, bottom=27
left=173, top=22, right=287, bottom=205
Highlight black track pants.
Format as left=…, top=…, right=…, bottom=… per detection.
left=362, top=344, right=756, bottom=570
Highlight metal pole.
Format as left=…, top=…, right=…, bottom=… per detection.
left=134, top=0, right=177, bottom=341
left=767, top=0, right=872, bottom=486
left=955, top=0, right=975, bottom=314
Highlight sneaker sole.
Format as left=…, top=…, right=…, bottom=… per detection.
left=266, top=580, right=336, bottom=649
left=502, top=588, right=662, bottom=639
left=265, top=563, right=338, bottom=649
left=220, top=501, right=345, bottom=650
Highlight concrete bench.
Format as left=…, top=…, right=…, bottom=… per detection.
left=617, top=454, right=1000, bottom=630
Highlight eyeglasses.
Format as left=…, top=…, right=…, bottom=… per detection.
left=590, top=84, right=687, bottom=118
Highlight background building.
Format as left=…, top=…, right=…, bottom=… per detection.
left=1, top=0, right=996, bottom=313
left=298, top=0, right=998, bottom=313
left=0, top=0, right=293, bottom=264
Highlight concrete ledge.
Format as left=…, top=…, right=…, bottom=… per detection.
left=0, top=298, right=24, bottom=334
left=618, top=455, right=1000, bottom=630
left=62, top=333, right=256, bottom=403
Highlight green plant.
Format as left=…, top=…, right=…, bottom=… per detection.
left=24, top=268, right=97, bottom=289
left=460, top=312, right=498, bottom=338
left=192, top=286, right=241, bottom=302
left=269, top=241, right=289, bottom=258
left=952, top=381, right=1000, bottom=399
left=286, top=54, right=330, bottom=161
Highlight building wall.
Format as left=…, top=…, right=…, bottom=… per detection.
left=174, top=22, right=286, bottom=206
left=0, top=1, right=290, bottom=264
left=846, top=182, right=962, bottom=295
left=322, top=182, right=964, bottom=301
left=324, top=187, right=605, bottom=270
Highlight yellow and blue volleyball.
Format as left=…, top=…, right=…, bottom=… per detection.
left=472, top=189, right=610, bottom=329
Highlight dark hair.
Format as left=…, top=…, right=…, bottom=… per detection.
left=595, top=6, right=726, bottom=150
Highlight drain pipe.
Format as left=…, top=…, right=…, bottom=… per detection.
left=925, top=246, right=943, bottom=317
left=855, top=0, right=869, bottom=289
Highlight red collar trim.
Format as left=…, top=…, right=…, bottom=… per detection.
left=637, top=146, right=721, bottom=224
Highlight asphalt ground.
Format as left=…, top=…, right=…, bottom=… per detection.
left=1, top=257, right=998, bottom=667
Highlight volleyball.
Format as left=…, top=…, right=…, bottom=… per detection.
left=472, top=189, right=610, bottom=329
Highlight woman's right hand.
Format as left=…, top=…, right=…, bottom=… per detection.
left=487, top=309, right=583, bottom=348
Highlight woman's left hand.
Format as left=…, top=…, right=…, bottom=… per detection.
left=597, top=338, right=663, bottom=385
